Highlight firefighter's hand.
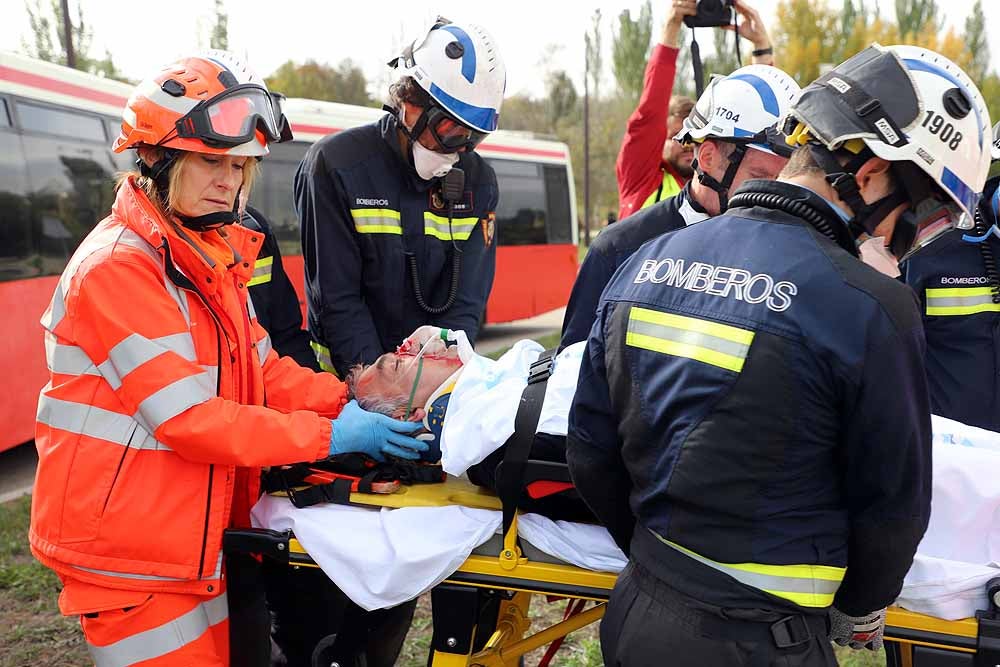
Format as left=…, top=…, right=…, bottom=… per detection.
left=329, top=400, right=428, bottom=462
left=828, top=607, right=886, bottom=651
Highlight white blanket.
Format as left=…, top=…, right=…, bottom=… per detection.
left=895, top=416, right=1000, bottom=620
left=440, top=341, right=584, bottom=476
left=251, top=492, right=626, bottom=611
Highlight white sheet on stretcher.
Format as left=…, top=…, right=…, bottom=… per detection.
left=895, top=415, right=1000, bottom=620
left=251, top=493, right=626, bottom=611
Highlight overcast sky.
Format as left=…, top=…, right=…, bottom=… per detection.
left=2, top=0, right=999, bottom=100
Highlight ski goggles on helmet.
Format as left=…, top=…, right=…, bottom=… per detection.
left=734, top=125, right=796, bottom=159
left=175, top=84, right=293, bottom=148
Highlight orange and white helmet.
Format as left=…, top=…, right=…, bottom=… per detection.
left=112, top=50, right=291, bottom=157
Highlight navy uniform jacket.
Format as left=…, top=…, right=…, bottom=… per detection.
left=902, top=223, right=1000, bottom=431
left=295, top=113, right=499, bottom=376
left=560, top=184, right=708, bottom=350
left=242, top=206, right=319, bottom=371
left=567, top=182, right=931, bottom=616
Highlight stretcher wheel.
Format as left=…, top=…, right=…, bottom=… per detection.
left=988, top=577, right=1000, bottom=611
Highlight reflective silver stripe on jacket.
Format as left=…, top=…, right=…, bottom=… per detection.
left=247, top=294, right=258, bottom=321
left=73, top=552, right=223, bottom=583
left=256, top=334, right=272, bottom=366
left=40, top=280, right=67, bottom=331
left=87, top=592, right=228, bottom=667
left=47, top=333, right=198, bottom=390
left=138, top=373, right=215, bottom=432
left=36, top=397, right=171, bottom=452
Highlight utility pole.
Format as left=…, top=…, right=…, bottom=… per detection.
left=583, top=39, right=591, bottom=247
left=61, top=0, right=76, bottom=69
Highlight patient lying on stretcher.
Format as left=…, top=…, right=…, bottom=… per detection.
left=346, top=326, right=585, bottom=514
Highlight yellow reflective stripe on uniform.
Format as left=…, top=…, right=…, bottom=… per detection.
left=351, top=208, right=402, bottom=235
left=310, top=341, right=338, bottom=375
left=925, top=286, right=1000, bottom=316
left=626, top=306, right=754, bottom=373
left=424, top=213, right=478, bottom=241
left=641, top=170, right=683, bottom=210
left=247, top=256, right=273, bottom=287
left=86, top=591, right=228, bottom=667
left=654, top=532, right=845, bottom=608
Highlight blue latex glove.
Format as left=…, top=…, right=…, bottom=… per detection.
left=329, top=400, right=427, bottom=462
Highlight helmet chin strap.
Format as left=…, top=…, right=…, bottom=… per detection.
left=136, top=148, right=241, bottom=232
left=808, top=144, right=909, bottom=248
left=692, top=142, right=748, bottom=213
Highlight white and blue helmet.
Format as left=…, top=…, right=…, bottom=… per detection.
left=675, top=64, right=801, bottom=157
left=391, top=18, right=506, bottom=137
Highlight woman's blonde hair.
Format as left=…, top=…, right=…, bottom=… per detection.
left=117, top=149, right=259, bottom=218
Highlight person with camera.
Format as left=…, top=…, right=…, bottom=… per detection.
left=568, top=44, right=991, bottom=665
left=616, top=0, right=775, bottom=221
left=561, top=64, right=800, bottom=350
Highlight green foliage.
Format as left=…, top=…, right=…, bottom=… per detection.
left=611, top=1, right=653, bottom=104
left=210, top=0, right=229, bottom=51
left=21, top=0, right=124, bottom=80
left=546, top=71, right=578, bottom=127
left=265, top=59, right=374, bottom=107
left=964, top=0, right=989, bottom=82
left=895, top=0, right=940, bottom=39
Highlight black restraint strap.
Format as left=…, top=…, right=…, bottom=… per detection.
left=495, top=349, right=557, bottom=537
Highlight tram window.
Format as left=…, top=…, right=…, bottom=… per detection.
left=256, top=141, right=307, bottom=256
left=19, top=101, right=106, bottom=143
left=21, top=134, right=115, bottom=276
left=490, top=159, right=547, bottom=246
left=543, top=165, right=572, bottom=244
left=0, top=131, right=33, bottom=281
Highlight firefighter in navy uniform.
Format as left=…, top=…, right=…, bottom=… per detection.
left=242, top=205, right=319, bottom=370
left=296, top=17, right=504, bottom=377
left=560, top=65, right=801, bottom=350
left=567, top=44, right=991, bottom=666
left=901, top=123, right=1000, bottom=430
left=285, top=18, right=506, bottom=667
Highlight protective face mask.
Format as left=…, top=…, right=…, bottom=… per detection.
left=858, top=236, right=901, bottom=278
left=412, top=139, right=459, bottom=180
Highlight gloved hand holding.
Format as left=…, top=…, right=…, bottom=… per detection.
left=329, top=400, right=428, bottom=462
left=828, top=606, right=886, bottom=651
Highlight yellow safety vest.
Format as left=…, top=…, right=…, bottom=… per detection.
left=640, top=169, right=683, bottom=210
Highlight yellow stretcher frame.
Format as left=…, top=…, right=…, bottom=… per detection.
left=247, top=476, right=995, bottom=666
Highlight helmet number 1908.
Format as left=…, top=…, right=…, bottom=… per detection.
left=922, top=110, right=963, bottom=151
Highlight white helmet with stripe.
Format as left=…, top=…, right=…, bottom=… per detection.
left=675, top=64, right=801, bottom=157
left=390, top=17, right=506, bottom=135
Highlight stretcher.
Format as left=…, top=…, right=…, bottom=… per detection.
left=227, top=474, right=1000, bottom=667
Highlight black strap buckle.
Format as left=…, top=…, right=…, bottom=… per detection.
left=770, top=615, right=813, bottom=649
left=527, top=353, right=555, bottom=384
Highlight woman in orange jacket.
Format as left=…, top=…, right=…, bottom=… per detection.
left=29, top=51, right=427, bottom=667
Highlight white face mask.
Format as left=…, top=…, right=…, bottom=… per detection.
left=412, top=139, right=459, bottom=180
left=858, top=236, right=901, bottom=278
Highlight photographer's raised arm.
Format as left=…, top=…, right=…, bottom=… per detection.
left=726, top=0, right=774, bottom=66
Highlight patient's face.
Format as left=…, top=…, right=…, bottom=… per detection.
left=354, top=352, right=462, bottom=417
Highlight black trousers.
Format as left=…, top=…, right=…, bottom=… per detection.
left=227, top=553, right=272, bottom=667
left=264, top=560, right=417, bottom=667
left=600, top=561, right=838, bottom=667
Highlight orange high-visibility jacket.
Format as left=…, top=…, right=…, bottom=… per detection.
left=31, top=176, right=347, bottom=596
